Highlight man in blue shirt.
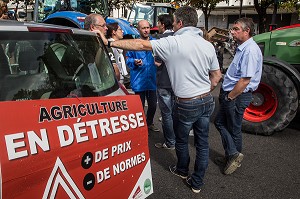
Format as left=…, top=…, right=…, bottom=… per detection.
left=126, top=20, right=159, bottom=132
left=214, top=17, right=263, bottom=175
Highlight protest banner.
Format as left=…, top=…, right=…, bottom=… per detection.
left=0, top=95, right=153, bottom=199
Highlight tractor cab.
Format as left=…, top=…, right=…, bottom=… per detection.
left=127, top=2, right=176, bottom=34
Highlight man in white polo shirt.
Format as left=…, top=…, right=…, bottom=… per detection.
left=97, top=6, right=222, bottom=194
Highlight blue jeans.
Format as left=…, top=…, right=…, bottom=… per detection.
left=173, top=94, right=215, bottom=189
left=157, top=88, right=175, bottom=147
left=135, top=90, right=157, bottom=126
left=214, top=89, right=253, bottom=157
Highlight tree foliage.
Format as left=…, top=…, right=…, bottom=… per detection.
left=173, top=0, right=224, bottom=30
left=280, top=0, right=299, bottom=11
left=108, top=0, right=132, bottom=13
left=254, top=0, right=298, bottom=33
left=188, top=0, right=224, bottom=30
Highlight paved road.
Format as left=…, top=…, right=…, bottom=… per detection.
left=145, top=84, right=300, bottom=199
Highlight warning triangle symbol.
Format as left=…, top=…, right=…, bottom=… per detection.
left=43, top=157, right=85, bottom=199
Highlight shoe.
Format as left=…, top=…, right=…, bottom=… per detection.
left=148, top=124, right=160, bottom=132
left=214, top=156, right=227, bottom=166
left=186, top=176, right=201, bottom=193
left=155, top=142, right=175, bottom=150
left=224, top=153, right=244, bottom=175
left=215, top=156, right=242, bottom=167
left=169, top=165, right=188, bottom=179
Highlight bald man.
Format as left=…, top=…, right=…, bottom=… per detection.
left=126, top=20, right=159, bottom=132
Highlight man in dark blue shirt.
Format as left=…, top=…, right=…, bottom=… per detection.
left=154, top=14, right=175, bottom=149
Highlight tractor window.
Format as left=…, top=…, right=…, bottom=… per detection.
left=157, top=7, right=169, bottom=16
left=0, top=31, right=118, bottom=102
left=128, top=4, right=154, bottom=28
left=38, top=0, right=108, bottom=22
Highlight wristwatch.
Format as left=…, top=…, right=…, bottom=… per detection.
left=225, top=94, right=233, bottom=102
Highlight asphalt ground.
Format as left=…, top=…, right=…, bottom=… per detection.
left=144, top=83, right=300, bottom=199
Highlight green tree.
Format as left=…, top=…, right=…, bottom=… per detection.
left=187, top=0, right=224, bottom=30
left=254, top=0, right=298, bottom=33
left=108, top=0, right=132, bottom=15
left=279, top=0, right=299, bottom=11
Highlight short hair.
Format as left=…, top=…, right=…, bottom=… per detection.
left=84, top=13, right=102, bottom=30
left=137, top=20, right=150, bottom=29
left=106, top=22, right=119, bottom=38
left=157, top=14, right=173, bottom=30
left=234, top=17, right=255, bottom=36
left=174, top=6, right=198, bottom=27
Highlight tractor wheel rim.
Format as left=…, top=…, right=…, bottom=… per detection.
left=244, top=83, right=278, bottom=122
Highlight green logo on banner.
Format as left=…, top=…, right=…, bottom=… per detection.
left=144, top=178, right=151, bottom=194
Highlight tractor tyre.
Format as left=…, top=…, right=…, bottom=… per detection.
left=242, top=64, right=298, bottom=135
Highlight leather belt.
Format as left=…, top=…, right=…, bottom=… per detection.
left=176, top=92, right=210, bottom=101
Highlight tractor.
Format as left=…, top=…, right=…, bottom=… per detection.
left=242, top=24, right=300, bottom=135
left=33, top=0, right=139, bottom=38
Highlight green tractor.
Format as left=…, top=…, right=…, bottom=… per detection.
left=242, top=24, right=300, bottom=135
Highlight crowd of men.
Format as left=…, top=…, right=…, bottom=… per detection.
left=87, top=5, right=262, bottom=194
left=1, top=4, right=263, bottom=194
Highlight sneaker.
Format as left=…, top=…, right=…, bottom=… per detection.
left=155, top=142, right=175, bottom=150
left=224, top=153, right=244, bottom=175
left=186, top=176, right=201, bottom=193
left=148, top=124, right=160, bottom=132
left=214, top=156, right=227, bottom=166
left=169, top=165, right=188, bottom=179
left=215, top=156, right=242, bottom=167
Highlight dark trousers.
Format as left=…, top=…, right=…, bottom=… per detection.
left=173, top=94, right=215, bottom=189
left=215, top=89, right=253, bottom=157
left=157, top=88, right=175, bottom=147
left=135, top=90, right=157, bottom=126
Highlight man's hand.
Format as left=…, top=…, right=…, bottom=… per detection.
left=92, top=29, right=108, bottom=46
left=154, top=61, right=162, bottom=67
left=134, top=59, right=143, bottom=66
left=228, top=77, right=251, bottom=99
left=209, top=69, right=222, bottom=91
left=154, top=56, right=162, bottom=67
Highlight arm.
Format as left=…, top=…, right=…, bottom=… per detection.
left=111, top=39, right=152, bottom=51
left=126, top=51, right=141, bottom=70
left=154, top=56, right=163, bottom=67
left=97, top=30, right=152, bottom=51
left=228, top=77, right=251, bottom=100
left=113, top=63, right=120, bottom=81
left=209, top=69, right=222, bottom=91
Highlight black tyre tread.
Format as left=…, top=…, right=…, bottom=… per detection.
left=242, top=64, right=298, bottom=135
